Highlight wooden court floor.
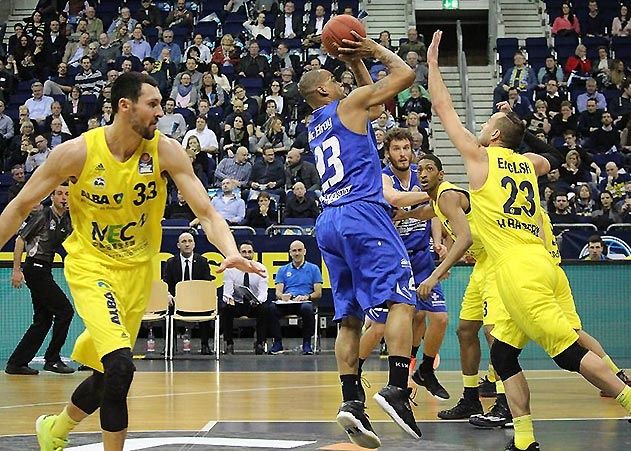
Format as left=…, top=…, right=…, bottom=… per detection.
left=1, top=368, right=630, bottom=449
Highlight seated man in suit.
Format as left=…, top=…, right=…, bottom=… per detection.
left=221, top=241, right=273, bottom=354
left=162, top=232, right=214, bottom=354
left=269, top=240, right=322, bottom=355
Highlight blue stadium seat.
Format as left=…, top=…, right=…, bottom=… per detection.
left=222, top=22, right=244, bottom=38
left=554, top=35, right=579, bottom=64
left=612, top=36, right=631, bottom=65
left=81, top=94, right=98, bottom=118
left=583, top=36, right=609, bottom=60
left=241, top=77, right=264, bottom=97
left=9, top=93, right=31, bottom=107
left=194, top=21, right=218, bottom=41
left=201, top=0, right=224, bottom=14
left=256, top=37, right=273, bottom=55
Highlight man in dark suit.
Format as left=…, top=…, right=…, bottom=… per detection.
left=274, top=0, right=302, bottom=41
left=162, top=232, right=214, bottom=354
left=270, top=42, right=301, bottom=78
left=43, top=117, right=72, bottom=150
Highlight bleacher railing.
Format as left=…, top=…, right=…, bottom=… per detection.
left=456, top=20, right=476, bottom=134
left=488, top=0, right=505, bottom=67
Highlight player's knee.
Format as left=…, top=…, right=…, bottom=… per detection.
left=431, top=312, right=449, bottom=329
left=71, top=371, right=105, bottom=415
left=490, top=340, right=522, bottom=381
left=552, top=341, right=588, bottom=373
left=456, top=321, right=479, bottom=344
left=102, top=348, right=135, bottom=401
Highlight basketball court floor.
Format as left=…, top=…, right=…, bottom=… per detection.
left=1, top=349, right=630, bottom=450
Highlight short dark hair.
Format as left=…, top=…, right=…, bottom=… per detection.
left=80, top=55, right=91, bottom=62
left=420, top=154, right=443, bottom=171
left=240, top=240, right=255, bottom=251
left=496, top=111, right=526, bottom=149
left=588, top=234, right=604, bottom=245
left=383, top=127, right=413, bottom=152
left=111, top=72, right=159, bottom=114
left=258, top=191, right=271, bottom=200
left=553, top=191, right=568, bottom=201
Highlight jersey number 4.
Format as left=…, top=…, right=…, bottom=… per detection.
left=314, top=136, right=344, bottom=192
left=501, top=176, right=536, bottom=217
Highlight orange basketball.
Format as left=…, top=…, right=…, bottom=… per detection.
left=321, top=15, right=366, bottom=57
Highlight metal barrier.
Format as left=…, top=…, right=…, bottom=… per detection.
left=456, top=20, right=476, bottom=134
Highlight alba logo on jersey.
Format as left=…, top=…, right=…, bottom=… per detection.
left=81, top=190, right=125, bottom=206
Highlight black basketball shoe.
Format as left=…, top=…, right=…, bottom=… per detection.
left=336, top=400, right=381, bottom=449
left=411, top=368, right=450, bottom=400
left=469, top=397, right=513, bottom=428
left=438, top=396, right=483, bottom=420
left=478, top=375, right=497, bottom=398
left=373, top=385, right=422, bottom=439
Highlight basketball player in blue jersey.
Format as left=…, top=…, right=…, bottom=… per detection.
left=358, top=128, right=450, bottom=401
left=298, top=33, right=421, bottom=447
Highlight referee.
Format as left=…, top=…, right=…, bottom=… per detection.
left=5, top=183, right=74, bottom=375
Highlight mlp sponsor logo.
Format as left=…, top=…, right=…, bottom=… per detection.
left=138, top=152, right=153, bottom=174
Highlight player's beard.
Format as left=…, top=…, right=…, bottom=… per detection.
left=391, top=160, right=410, bottom=172
left=131, top=115, right=156, bottom=140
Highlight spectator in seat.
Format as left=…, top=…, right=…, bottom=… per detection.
left=248, top=147, right=286, bottom=198
left=526, top=100, right=552, bottom=135
left=25, top=134, right=50, bottom=174
left=0, top=100, right=15, bottom=158
left=577, top=99, right=603, bottom=139
left=285, top=149, right=321, bottom=193
left=560, top=149, right=592, bottom=186
left=220, top=241, right=272, bottom=355
left=244, top=191, right=277, bottom=228
left=271, top=42, right=301, bottom=79
left=162, top=232, right=213, bottom=353
left=402, top=84, right=432, bottom=123
left=244, top=12, right=272, bottom=41
left=7, top=164, right=26, bottom=201
left=540, top=168, right=572, bottom=195
left=565, top=45, right=592, bottom=87
left=587, top=111, right=620, bottom=155
left=507, top=87, right=532, bottom=120
left=25, top=82, right=54, bottom=126
left=280, top=68, right=301, bottom=113
left=185, top=33, right=212, bottom=65
left=44, top=117, right=72, bottom=150
left=560, top=130, right=600, bottom=180
left=575, top=184, right=597, bottom=218
left=611, top=4, right=631, bottom=37
left=127, top=27, right=152, bottom=61
left=398, top=26, right=426, bottom=62
left=237, top=41, right=272, bottom=82
left=537, top=79, right=563, bottom=117
left=182, top=116, right=219, bottom=155
left=598, top=161, right=631, bottom=202
left=537, top=55, right=565, bottom=88
left=107, top=6, right=138, bottom=35
left=576, top=78, right=607, bottom=113
left=269, top=240, right=322, bottom=355
left=285, top=181, right=320, bottom=219
left=211, top=178, right=246, bottom=225
left=230, top=85, right=259, bottom=120
left=256, top=117, right=292, bottom=157
left=550, top=100, right=577, bottom=138
left=164, top=190, right=196, bottom=222
left=254, top=0, right=278, bottom=14
left=609, top=80, right=631, bottom=122
left=74, top=56, right=104, bottom=96
left=551, top=3, right=581, bottom=37
left=136, top=0, right=163, bottom=35
left=222, top=114, right=250, bottom=158
left=170, top=72, right=198, bottom=110
left=549, top=192, right=579, bottom=223
left=165, top=0, right=193, bottom=30
left=274, top=1, right=303, bottom=41
left=215, top=146, right=252, bottom=188
left=583, top=235, right=609, bottom=260
left=0, top=59, right=16, bottom=104
left=591, top=190, right=622, bottom=229
left=582, top=0, right=606, bottom=37
left=185, top=135, right=211, bottom=188
left=114, top=41, right=143, bottom=72
left=405, top=51, right=428, bottom=87
left=45, top=20, right=67, bottom=66
left=303, top=5, right=327, bottom=49
left=492, top=51, right=537, bottom=109
left=372, top=109, right=396, bottom=132
left=211, top=34, right=240, bottom=68
left=151, top=29, right=182, bottom=65
left=210, top=63, right=232, bottom=95
left=618, top=186, right=631, bottom=221
left=157, top=98, right=187, bottom=140
left=592, top=46, right=611, bottom=88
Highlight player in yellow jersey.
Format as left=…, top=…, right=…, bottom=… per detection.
left=427, top=31, right=631, bottom=451
left=0, top=72, right=266, bottom=451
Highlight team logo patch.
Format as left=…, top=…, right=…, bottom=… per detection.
left=49, top=219, right=56, bottom=231
left=286, top=271, right=292, bottom=277
left=113, top=193, right=124, bottom=204
left=94, top=163, right=105, bottom=172
left=138, top=153, right=153, bottom=174
left=97, top=280, right=111, bottom=289
left=93, top=176, right=105, bottom=188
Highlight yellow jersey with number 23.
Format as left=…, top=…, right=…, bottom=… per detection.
left=64, top=127, right=167, bottom=267
left=469, top=146, right=543, bottom=262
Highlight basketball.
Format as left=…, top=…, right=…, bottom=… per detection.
left=321, top=14, right=366, bottom=57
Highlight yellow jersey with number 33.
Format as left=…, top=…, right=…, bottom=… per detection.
left=432, top=181, right=484, bottom=260
left=469, top=146, right=543, bottom=261
left=63, top=127, right=167, bottom=267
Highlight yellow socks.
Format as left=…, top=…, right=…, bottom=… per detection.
left=602, top=355, right=621, bottom=374
left=463, top=373, right=479, bottom=388
left=513, top=414, right=535, bottom=450
left=615, top=385, right=631, bottom=414
left=488, top=364, right=497, bottom=383
left=50, top=407, right=79, bottom=440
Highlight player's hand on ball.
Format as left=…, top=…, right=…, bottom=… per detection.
left=427, top=30, right=442, bottom=65
left=338, top=31, right=377, bottom=60
left=218, top=255, right=268, bottom=278
left=417, top=275, right=439, bottom=299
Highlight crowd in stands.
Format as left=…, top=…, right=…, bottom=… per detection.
left=0, top=0, right=433, bottom=232
left=495, top=0, right=631, bottom=230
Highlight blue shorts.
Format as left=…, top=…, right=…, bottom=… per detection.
left=316, top=201, right=416, bottom=322
left=365, top=251, right=446, bottom=324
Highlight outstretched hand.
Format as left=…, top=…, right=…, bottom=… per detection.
left=495, top=101, right=513, bottom=114
left=217, top=255, right=268, bottom=278
left=427, top=30, right=443, bottom=65
left=337, top=31, right=378, bottom=61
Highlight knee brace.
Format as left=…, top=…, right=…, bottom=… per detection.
left=490, top=339, right=523, bottom=381
left=100, top=348, right=135, bottom=432
left=553, top=341, right=588, bottom=373
left=71, top=371, right=105, bottom=415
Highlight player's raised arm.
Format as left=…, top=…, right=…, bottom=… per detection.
left=159, top=136, right=266, bottom=277
left=426, top=31, right=486, bottom=171
left=417, top=190, right=472, bottom=298
left=0, top=137, right=84, bottom=249
left=337, top=51, right=385, bottom=120
left=337, top=31, right=415, bottom=111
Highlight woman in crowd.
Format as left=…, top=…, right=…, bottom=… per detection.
left=575, top=184, right=597, bottom=219
left=222, top=114, right=250, bottom=158
left=551, top=3, right=581, bottom=37
left=256, top=116, right=291, bottom=157
left=210, top=62, right=232, bottom=94
left=170, top=72, right=198, bottom=110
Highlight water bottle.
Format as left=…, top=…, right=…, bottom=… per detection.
left=183, top=328, right=191, bottom=353
left=146, top=327, right=156, bottom=353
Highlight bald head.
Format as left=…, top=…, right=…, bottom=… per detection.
left=177, top=232, right=195, bottom=257
left=298, top=69, right=326, bottom=105
left=287, top=149, right=302, bottom=166
left=289, top=240, right=306, bottom=265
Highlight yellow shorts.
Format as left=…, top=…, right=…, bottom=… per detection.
left=554, top=265, right=582, bottom=330
left=491, top=245, right=578, bottom=358
left=65, top=256, right=153, bottom=372
left=460, top=255, right=505, bottom=326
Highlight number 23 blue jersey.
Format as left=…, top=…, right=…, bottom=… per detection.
left=308, top=100, right=388, bottom=208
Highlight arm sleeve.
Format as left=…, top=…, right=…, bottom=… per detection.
left=18, top=211, right=45, bottom=242
left=522, top=129, right=564, bottom=169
